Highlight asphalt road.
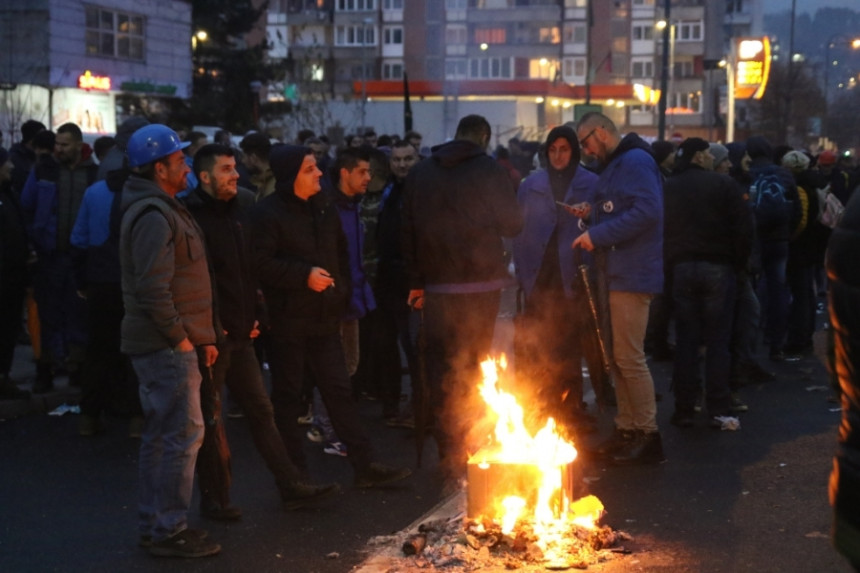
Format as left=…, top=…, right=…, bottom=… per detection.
left=0, top=297, right=854, bottom=572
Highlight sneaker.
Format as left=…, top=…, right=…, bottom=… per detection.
left=306, top=427, right=324, bottom=443
left=200, top=502, right=242, bottom=522
left=78, top=414, right=104, bottom=437
left=281, top=481, right=341, bottom=510
left=323, top=441, right=348, bottom=457
left=147, top=528, right=221, bottom=558
left=128, top=416, right=145, bottom=438
left=139, top=529, right=207, bottom=548
left=354, top=462, right=412, bottom=488
left=730, top=393, right=749, bottom=413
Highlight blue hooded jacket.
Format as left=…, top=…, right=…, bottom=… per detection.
left=587, top=132, right=663, bottom=294
left=512, top=126, right=599, bottom=299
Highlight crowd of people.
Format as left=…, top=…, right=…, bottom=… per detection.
left=0, top=112, right=858, bottom=562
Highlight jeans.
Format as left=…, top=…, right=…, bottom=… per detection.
left=757, top=240, right=790, bottom=354
left=609, top=291, right=658, bottom=432
left=786, top=261, right=816, bottom=350
left=268, top=329, right=373, bottom=475
left=671, top=262, right=736, bottom=416
left=32, top=253, right=87, bottom=368
left=197, top=343, right=303, bottom=507
left=132, top=347, right=204, bottom=542
left=730, top=273, right=762, bottom=388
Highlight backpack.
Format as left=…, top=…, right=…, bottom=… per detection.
left=749, top=172, right=791, bottom=233
left=816, top=184, right=845, bottom=229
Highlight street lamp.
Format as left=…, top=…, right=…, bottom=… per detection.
left=824, top=35, right=860, bottom=106
left=360, top=17, right=374, bottom=132
left=656, top=0, right=671, bottom=140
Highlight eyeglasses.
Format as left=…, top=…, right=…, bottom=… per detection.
left=578, top=127, right=599, bottom=147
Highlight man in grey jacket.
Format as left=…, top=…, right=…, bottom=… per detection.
left=119, top=124, right=221, bottom=559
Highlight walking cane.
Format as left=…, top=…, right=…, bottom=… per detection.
left=412, top=302, right=429, bottom=468
left=574, top=246, right=611, bottom=412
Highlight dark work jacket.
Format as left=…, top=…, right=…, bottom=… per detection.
left=183, top=186, right=258, bottom=349
left=375, top=178, right=408, bottom=304
left=663, top=164, right=754, bottom=272
left=402, top=139, right=523, bottom=291
left=0, top=179, right=29, bottom=284
left=827, top=192, right=860, bottom=562
left=252, top=187, right=350, bottom=336
left=789, top=169, right=830, bottom=267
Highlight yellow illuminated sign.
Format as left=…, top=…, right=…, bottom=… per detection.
left=78, top=70, right=111, bottom=91
left=734, top=37, right=771, bottom=100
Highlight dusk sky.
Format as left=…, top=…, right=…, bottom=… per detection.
left=765, top=0, right=860, bottom=15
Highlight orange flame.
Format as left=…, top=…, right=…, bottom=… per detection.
left=468, top=356, right=603, bottom=537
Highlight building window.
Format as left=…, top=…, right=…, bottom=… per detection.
left=351, top=63, right=375, bottom=79
left=85, top=7, right=145, bottom=60
left=382, top=61, right=403, bottom=79
left=445, top=59, right=468, bottom=78
left=563, top=23, right=587, bottom=44
left=446, top=25, right=467, bottom=44
left=564, top=0, right=587, bottom=6
left=631, top=58, right=654, bottom=78
left=474, top=27, right=506, bottom=45
left=383, top=26, right=403, bottom=45
left=726, top=0, right=744, bottom=14
left=336, top=0, right=376, bottom=10
left=446, top=0, right=467, bottom=8
left=563, top=57, right=586, bottom=77
left=383, top=0, right=403, bottom=8
left=335, top=25, right=376, bottom=46
left=671, top=91, right=701, bottom=113
left=529, top=58, right=559, bottom=79
left=673, top=60, right=694, bottom=78
left=677, top=21, right=703, bottom=42
left=632, top=24, right=654, bottom=41
left=469, top=57, right=512, bottom=79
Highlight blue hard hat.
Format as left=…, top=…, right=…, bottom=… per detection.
left=126, top=124, right=190, bottom=168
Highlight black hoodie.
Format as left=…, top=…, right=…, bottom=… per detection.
left=401, top=138, right=523, bottom=290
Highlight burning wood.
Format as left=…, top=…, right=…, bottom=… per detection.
left=362, top=357, right=629, bottom=571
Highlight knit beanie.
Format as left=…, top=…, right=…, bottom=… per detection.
left=270, top=144, right=312, bottom=195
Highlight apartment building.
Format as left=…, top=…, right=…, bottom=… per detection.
left=0, top=0, right=192, bottom=142
left=266, top=0, right=760, bottom=144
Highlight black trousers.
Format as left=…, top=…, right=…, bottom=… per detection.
left=0, top=273, right=26, bottom=375
left=80, top=282, right=141, bottom=417
left=196, top=342, right=304, bottom=507
left=423, top=290, right=500, bottom=475
left=268, top=328, right=373, bottom=475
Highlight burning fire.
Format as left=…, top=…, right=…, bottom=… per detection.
left=467, top=356, right=604, bottom=543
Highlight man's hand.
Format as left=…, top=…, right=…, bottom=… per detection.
left=201, top=345, right=219, bottom=368
left=407, top=289, right=425, bottom=310
left=175, top=338, right=194, bottom=353
left=250, top=320, right=261, bottom=339
left=572, top=231, right=594, bottom=252
left=307, top=267, right=335, bottom=292
left=560, top=201, right=591, bottom=219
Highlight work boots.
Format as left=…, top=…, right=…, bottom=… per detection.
left=610, top=430, right=666, bottom=466
left=588, top=427, right=635, bottom=458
